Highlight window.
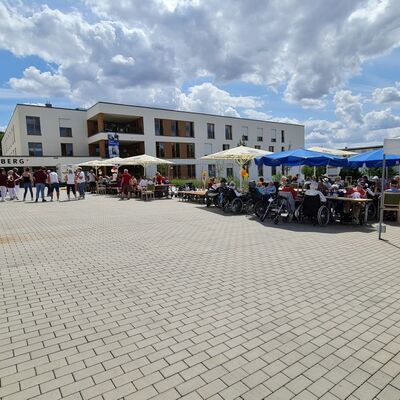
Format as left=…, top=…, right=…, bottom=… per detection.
left=271, top=128, right=277, bottom=142
left=241, top=126, right=248, bottom=142
left=269, top=146, right=274, bottom=152
left=26, top=116, right=41, bottom=135
left=187, top=143, right=195, bottom=158
left=59, top=127, right=72, bottom=137
left=156, top=142, right=165, bottom=158
left=254, top=145, right=261, bottom=150
left=281, top=146, right=285, bottom=152
left=155, top=119, right=164, bottom=136
left=225, top=125, right=232, bottom=140
left=61, top=143, right=73, bottom=156
left=171, top=165, right=181, bottom=178
left=281, top=130, right=285, bottom=142
left=185, top=121, right=194, bottom=137
left=226, top=167, right=233, bottom=177
left=172, top=143, right=180, bottom=158
left=171, top=120, right=179, bottom=136
left=28, top=142, right=43, bottom=156
left=258, top=163, right=263, bottom=177
left=257, top=128, right=263, bottom=142
left=208, top=164, right=216, bottom=177
left=187, top=165, right=196, bottom=178
left=223, top=144, right=230, bottom=151
left=207, top=123, right=215, bottom=139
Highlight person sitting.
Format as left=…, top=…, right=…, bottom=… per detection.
left=257, top=177, right=265, bottom=187
left=318, top=180, right=329, bottom=196
left=280, top=176, right=288, bottom=187
left=305, top=181, right=326, bottom=202
left=281, top=181, right=298, bottom=200
left=154, top=171, right=165, bottom=185
left=262, top=180, right=276, bottom=197
left=208, top=177, right=216, bottom=189
left=386, top=179, right=400, bottom=192
left=344, top=184, right=366, bottom=224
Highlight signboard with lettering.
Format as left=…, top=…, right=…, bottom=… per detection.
left=107, top=133, right=120, bottom=158
left=0, top=156, right=97, bottom=168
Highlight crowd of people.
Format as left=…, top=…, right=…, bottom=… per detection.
left=205, top=172, right=400, bottom=224
left=0, top=166, right=89, bottom=202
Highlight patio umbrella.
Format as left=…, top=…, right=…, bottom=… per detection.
left=255, top=148, right=349, bottom=167
left=201, top=145, right=272, bottom=188
left=348, top=149, right=400, bottom=168
left=307, top=146, right=358, bottom=156
left=78, top=159, right=104, bottom=167
left=97, top=157, right=125, bottom=166
left=121, top=154, right=173, bottom=176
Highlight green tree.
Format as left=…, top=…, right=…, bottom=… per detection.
left=361, top=166, right=397, bottom=179
left=301, top=165, right=325, bottom=178
left=339, top=167, right=363, bottom=181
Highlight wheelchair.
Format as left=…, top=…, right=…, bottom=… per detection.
left=295, top=194, right=330, bottom=226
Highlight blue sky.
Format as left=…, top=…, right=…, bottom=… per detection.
left=1, top=0, right=400, bottom=148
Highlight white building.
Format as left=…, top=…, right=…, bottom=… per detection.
left=3, top=102, right=305, bottom=179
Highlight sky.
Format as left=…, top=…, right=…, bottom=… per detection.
left=0, top=0, right=400, bottom=148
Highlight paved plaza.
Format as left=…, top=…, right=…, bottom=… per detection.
left=1, top=195, right=400, bottom=400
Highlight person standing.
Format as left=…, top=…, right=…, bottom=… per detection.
left=34, top=167, right=48, bottom=202
left=88, top=169, right=97, bottom=194
left=76, top=168, right=86, bottom=199
left=22, top=167, right=34, bottom=201
left=49, top=169, right=60, bottom=201
left=13, top=168, right=21, bottom=200
left=65, top=169, right=77, bottom=200
left=0, top=168, right=7, bottom=201
left=6, top=171, right=15, bottom=200
left=120, top=169, right=132, bottom=200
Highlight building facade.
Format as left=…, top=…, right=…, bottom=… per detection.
left=3, top=102, right=305, bottom=179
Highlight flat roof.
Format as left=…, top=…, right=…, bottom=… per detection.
left=13, top=102, right=304, bottom=127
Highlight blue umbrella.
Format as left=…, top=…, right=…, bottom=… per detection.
left=348, top=149, right=400, bottom=168
left=255, top=148, right=349, bottom=167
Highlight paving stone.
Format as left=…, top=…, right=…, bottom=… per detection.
left=1, top=196, right=400, bottom=400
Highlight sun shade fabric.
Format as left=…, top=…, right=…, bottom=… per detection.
left=201, top=145, right=272, bottom=164
left=121, top=154, right=173, bottom=166
left=307, top=146, right=358, bottom=156
left=348, top=149, right=400, bottom=167
left=255, top=148, right=349, bottom=167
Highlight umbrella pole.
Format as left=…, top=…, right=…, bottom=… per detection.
left=378, top=155, right=386, bottom=240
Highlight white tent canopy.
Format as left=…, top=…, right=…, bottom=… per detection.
left=78, top=159, right=104, bottom=167
left=121, top=154, right=173, bottom=176
left=201, top=145, right=272, bottom=188
left=307, top=146, right=358, bottom=156
left=97, top=157, right=125, bottom=166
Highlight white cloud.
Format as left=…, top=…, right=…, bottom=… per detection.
left=9, top=66, right=71, bottom=97
left=373, top=82, right=400, bottom=103
left=1, top=1, right=400, bottom=108
left=111, top=55, right=136, bottom=66
left=175, top=83, right=261, bottom=116
left=305, top=89, right=400, bottom=147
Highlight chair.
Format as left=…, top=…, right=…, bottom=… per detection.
left=142, top=183, right=155, bottom=201
left=96, top=182, right=106, bottom=195
left=298, top=194, right=330, bottom=226
left=383, top=192, right=400, bottom=222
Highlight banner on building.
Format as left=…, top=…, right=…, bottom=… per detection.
left=107, top=133, right=120, bottom=158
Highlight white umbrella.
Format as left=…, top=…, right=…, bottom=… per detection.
left=97, top=157, right=125, bottom=166
left=201, top=145, right=272, bottom=188
left=78, top=159, right=105, bottom=167
left=121, top=154, right=173, bottom=176
left=307, top=146, right=358, bottom=156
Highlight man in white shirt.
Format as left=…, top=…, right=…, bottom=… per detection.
left=49, top=169, right=60, bottom=201
left=305, top=181, right=326, bottom=202
left=76, top=168, right=86, bottom=199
